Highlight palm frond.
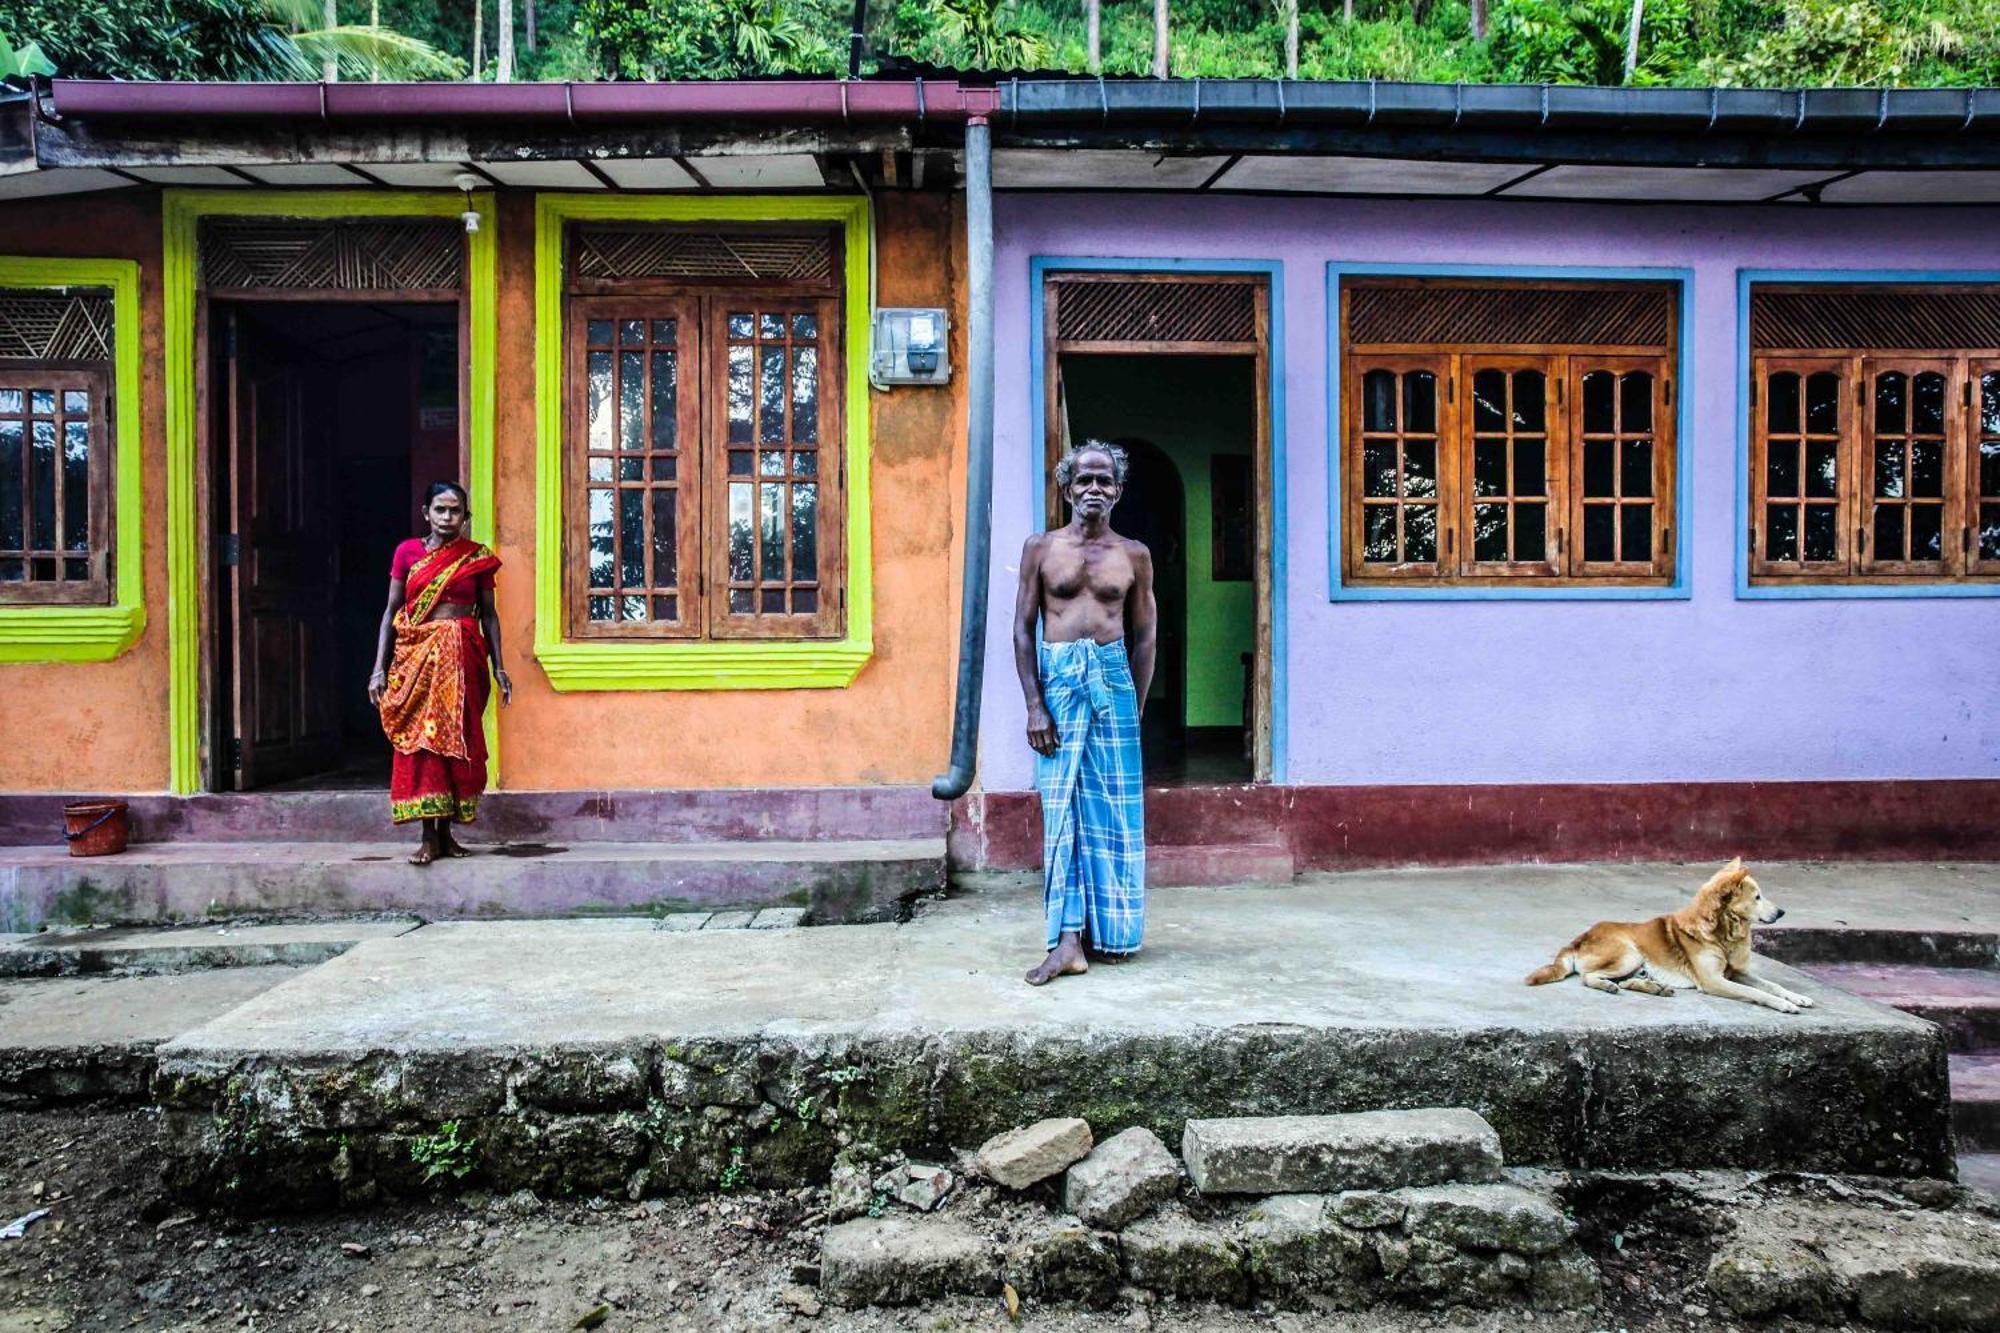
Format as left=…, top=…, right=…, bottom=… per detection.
left=291, top=25, right=468, bottom=79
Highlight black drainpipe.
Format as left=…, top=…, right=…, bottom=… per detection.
left=847, top=0, right=868, bottom=79
left=931, top=114, right=995, bottom=801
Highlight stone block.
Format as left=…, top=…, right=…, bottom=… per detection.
left=749, top=908, right=807, bottom=930
left=1331, top=1190, right=1406, bottom=1229
left=703, top=910, right=757, bottom=930
left=1063, top=1126, right=1181, bottom=1229
left=1529, top=1248, right=1601, bottom=1311
left=974, top=1117, right=1093, bottom=1190
left=1182, top=1108, right=1503, bottom=1195
left=1239, top=1194, right=1377, bottom=1302
left=1398, top=1183, right=1575, bottom=1255
left=510, top=1051, right=648, bottom=1113
left=1706, top=1234, right=1845, bottom=1321
left=820, top=1217, right=997, bottom=1307
left=1119, top=1207, right=1249, bottom=1306
left=1003, top=1219, right=1121, bottom=1308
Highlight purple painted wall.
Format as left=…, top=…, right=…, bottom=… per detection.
left=977, top=195, right=2000, bottom=794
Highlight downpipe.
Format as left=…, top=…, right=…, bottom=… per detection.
left=931, top=116, right=995, bottom=802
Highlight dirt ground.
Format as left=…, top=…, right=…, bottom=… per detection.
left=0, top=1109, right=1867, bottom=1333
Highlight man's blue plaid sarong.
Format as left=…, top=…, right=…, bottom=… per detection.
left=1037, top=637, right=1146, bottom=955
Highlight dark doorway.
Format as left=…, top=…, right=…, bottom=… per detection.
left=1060, top=354, right=1258, bottom=785
left=209, top=300, right=460, bottom=791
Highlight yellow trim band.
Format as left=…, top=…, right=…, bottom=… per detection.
left=531, top=193, right=874, bottom=691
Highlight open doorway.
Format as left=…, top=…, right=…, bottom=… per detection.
left=1060, top=354, right=1260, bottom=784
left=207, top=300, right=460, bottom=792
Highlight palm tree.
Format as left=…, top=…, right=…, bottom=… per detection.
left=1085, top=0, right=1100, bottom=72
left=260, top=0, right=464, bottom=80
left=1281, top=0, right=1298, bottom=76
left=526, top=0, right=538, bottom=54
left=497, top=0, right=515, bottom=80
left=1624, top=0, right=1645, bottom=80
left=471, top=0, right=484, bottom=79
left=323, top=0, right=337, bottom=80
left=1471, top=0, right=1489, bottom=39
left=1153, top=0, right=1168, bottom=77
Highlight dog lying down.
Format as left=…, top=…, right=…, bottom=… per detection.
left=1525, top=858, right=1816, bottom=1014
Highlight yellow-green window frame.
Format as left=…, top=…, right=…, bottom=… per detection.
left=0, top=256, right=145, bottom=664
left=533, top=193, right=874, bottom=690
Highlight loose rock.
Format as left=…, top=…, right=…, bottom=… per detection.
left=974, top=1118, right=1094, bottom=1190
left=820, top=1217, right=997, bottom=1307
left=1118, top=1206, right=1249, bottom=1306
left=1004, top=1219, right=1122, bottom=1308
left=1398, top=1183, right=1574, bottom=1255
left=1064, top=1126, right=1181, bottom=1229
left=1182, top=1108, right=1503, bottom=1195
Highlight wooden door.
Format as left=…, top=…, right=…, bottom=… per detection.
left=223, top=310, right=342, bottom=789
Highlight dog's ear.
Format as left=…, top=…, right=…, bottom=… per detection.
left=1720, top=856, right=1746, bottom=879
left=1692, top=864, right=1751, bottom=937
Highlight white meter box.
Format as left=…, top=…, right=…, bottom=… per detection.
left=871, top=307, right=951, bottom=385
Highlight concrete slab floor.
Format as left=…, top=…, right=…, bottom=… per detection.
left=0, top=967, right=303, bottom=1049
left=163, top=864, right=1952, bottom=1055
left=11, top=920, right=421, bottom=952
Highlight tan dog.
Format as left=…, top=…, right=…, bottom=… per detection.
left=1524, top=859, right=1815, bottom=1014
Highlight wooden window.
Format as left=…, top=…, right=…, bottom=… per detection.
left=0, top=367, right=111, bottom=604
left=1748, top=284, right=2000, bottom=585
left=1340, top=279, right=1676, bottom=587
left=564, top=228, right=842, bottom=640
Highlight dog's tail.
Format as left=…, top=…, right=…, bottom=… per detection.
left=1525, top=950, right=1577, bottom=986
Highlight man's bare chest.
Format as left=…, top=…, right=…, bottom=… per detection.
left=1042, top=542, right=1133, bottom=604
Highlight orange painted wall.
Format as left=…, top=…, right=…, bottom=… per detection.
left=0, top=193, right=171, bottom=793
left=488, top=190, right=968, bottom=789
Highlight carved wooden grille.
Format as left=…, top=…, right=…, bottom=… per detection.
left=199, top=218, right=464, bottom=292
left=570, top=226, right=836, bottom=286
left=1752, top=289, right=2000, bottom=352
left=1349, top=284, right=1671, bottom=349
left=0, top=291, right=113, bottom=362
left=1054, top=280, right=1256, bottom=344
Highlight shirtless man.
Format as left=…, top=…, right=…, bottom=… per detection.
left=1013, top=441, right=1157, bottom=986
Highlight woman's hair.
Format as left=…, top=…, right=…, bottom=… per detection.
left=1054, top=439, right=1130, bottom=490
left=425, top=480, right=469, bottom=510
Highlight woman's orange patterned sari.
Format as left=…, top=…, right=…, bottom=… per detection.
left=379, top=538, right=500, bottom=824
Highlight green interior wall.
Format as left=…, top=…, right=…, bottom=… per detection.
left=1063, top=354, right=1256, bottom=729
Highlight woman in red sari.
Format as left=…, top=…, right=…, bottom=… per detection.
left=367, top=482, right=511, bottom=865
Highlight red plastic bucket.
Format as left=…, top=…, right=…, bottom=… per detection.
left=62, top=800, right=129, bottom=857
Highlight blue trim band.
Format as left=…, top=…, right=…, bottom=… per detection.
left=1736, top=268, right=2000, bottom=601
left=1326, top=261, right=1696, bottom=602
left=1029, top=255, right=1290, bottom=782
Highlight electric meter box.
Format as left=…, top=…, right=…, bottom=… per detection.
left=870, top=307, right=951, bottom=385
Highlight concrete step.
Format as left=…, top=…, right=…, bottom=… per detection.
left=1758, top=926, right=1999, bottom=970
left=0, top=786, right=945, bottom=848
left=1953, top=1054, right=2000, bottom=1153
left=1148, top=841, right=1297, bottom=888
left=1798, top=963, right=2000, bottom=1052
left=0, top=838, right=945, bottom=932
left=0, top=919, right=420, bottom=977
left=1962, top=1152, right=2000, bottom=1199
left=1181, top=1109, right=1505, bottom=1195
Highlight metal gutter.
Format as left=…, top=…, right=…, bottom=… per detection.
left=931, top=114, right=994, bottom=803
left=44, top=78, right=1001, bottom=123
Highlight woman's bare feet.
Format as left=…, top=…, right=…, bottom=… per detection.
left=440, top=827, right=471, bottom=858
left=1025, top=932, right=1089, bottom=986
left=409, top=831, right=440, bottom=866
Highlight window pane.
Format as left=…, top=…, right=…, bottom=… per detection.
left=727, top=346, right=753, bottom=443
left=1806, top=440, right=1839, bottom=499
left=1403, top=505, right=1437, bottom=563
left=793, top=314, right=817, bottom=340
left=1621, top=505, right=1651, bottom=563
left=1515, top=503, right=1546, bottom=561
left=1981, top=503, right=2000, bottom=561
left=1911, top=504, right=1944, bottom=561
left=728, top=313, right=753, bottom=339
left=0, top=419, right=20, bottom=550
left=1909, top=439, right=1943, bottom=498
left=588, top=456, right=612, bottom=482
left=1362, top=442, right=1396, bottom=498
left=29, top=390, right=52, bottom=415
left=651, top=319, right=676, bottom=346
left=1984, top=439, right=2000, bottom=498
left=589, top=595, right=613, bottom=621
left=791, top=346, right=818, bottom=445
left=62, top=557, right=86, bottom=581
left=1472, top=370, right=1505, bottom=433
left=1874, top=439, right=1904, bottom=498
left=618, top=319, right=644, bottom=347
left=621, top=595, right=646, bottom=623
left=62, top=389, right=88, bottom=415
left=586, top=319, right=613, bottom=346
left=1767, top=372, right=1800, bottom=435
left=1473, top=503, right=1507, bottom=562
left=760, top=483, right=785, bottom=582
left=729, top=482, right=754, bottom=582
left=1985, top=372, right=2000, bottom=434
left=1582, top=371, right=1614, bottom=434
left=619, top=488, right=645, bottom=587
left=1766, top=439, right=1799, bottom=498
left=1472, top=441, right=1505, bottom=498
left=62, top=420, right=88, bottom=551
left=1620, top=440, right=1653, bottom=498
left=793, top=483, right=818, bottom=581
left=1583, top=505, right=1615, bottom=562
left=1807, top=372, right=1841, bottom=433
left=651, top=352, right=677, bottom=451
left=728, top=450, right=753, bottom=477
left=1618, top=373, right=1652, bottom=433
left=587, top=352, right=612, bottom=452
left=651, top=489, right=677, bottom=588
left=619, top=352, right=644, bottom=452
left=1403, top=372, right=1436, bottom=435
left=760, top=313, right=785, bottom=341
left=759, top=347, right=786, bottom=445
left=1913, top=372, right=1946, bottom=435
left=1766, top=505, right=1798, bottom=561
left=1514, top=370, right=1546, bottom=432
left=30, top=419, right=54, bottom=549
left=1514, top=440, right=1546, bottom=497
left=588, top=488, right=613, bottom=587
left=793, top=451, right=814, bottom=478
left=1803, top=505, right=1838, bottom=562
left=730, top=588, right=753, bottom=613
left=1362, top=506, right=1396, bottom=562
left=1362, top=370, right=1396, bottom=432
left=0, top=388, right=18, bottom=413
left=794, top=588, right=817, bottom=613
left=762, top=588, right=786, bottom=613
left=653, top=594, right=677, bottom=621
left=1874, top=372, right=1906, bottom=434
left=619, top=457, right=643, bottom=481
left=1873, top=504, right=1904, bottom=560
left=0, top=557, right=20, bottom=581
left=1583, top=440, right=1614, bottom=497
left=1402, top=440, right=1436, bottom=498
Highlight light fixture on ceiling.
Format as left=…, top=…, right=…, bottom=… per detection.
left=454, top=171, right=482, bottom=232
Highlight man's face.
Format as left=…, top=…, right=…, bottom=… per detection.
left=1067, top=450, right=1121, bottom=521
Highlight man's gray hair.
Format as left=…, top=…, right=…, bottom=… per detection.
left=1054, top=439, right=1130, bottom=490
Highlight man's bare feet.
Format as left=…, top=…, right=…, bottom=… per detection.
left=409, top=834, right=440, bottom=867
left=440, top=828, right=471, bottom=858
left=1025, top=932, right=1089, bottom=986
